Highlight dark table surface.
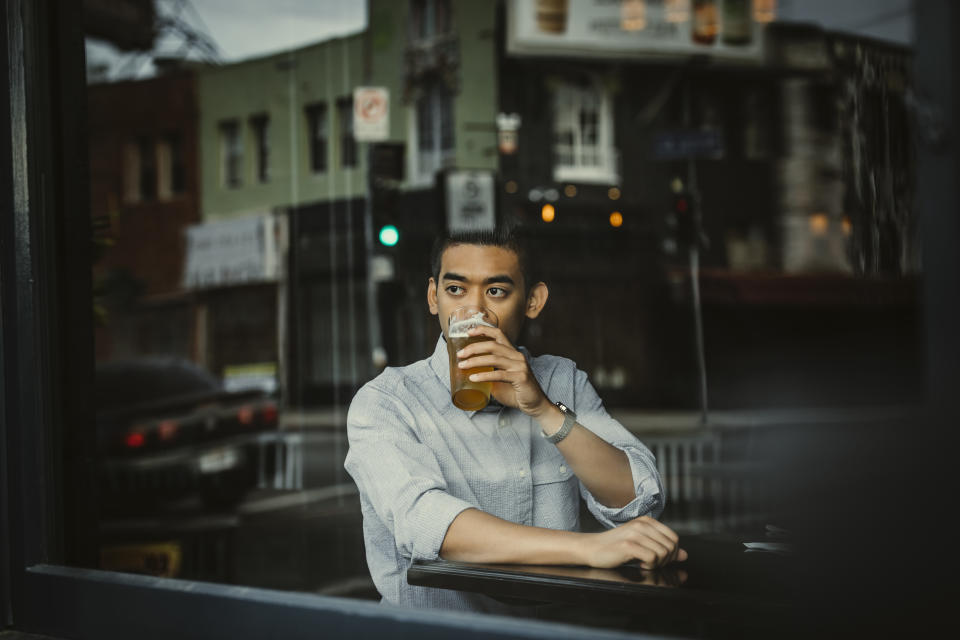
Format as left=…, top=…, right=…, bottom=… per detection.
left=408, top=531, right=804, bottom=637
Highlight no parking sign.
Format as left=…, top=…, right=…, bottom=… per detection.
left=353, top=87, right=389, bottom=141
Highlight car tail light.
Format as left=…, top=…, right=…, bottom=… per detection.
left=158, top=419, right=179, bottom=442
left=261, top=403, right=278, bottom=425
left=125, top=431, right=146, bottom=448
left=237, top=405, right=255, bottom=426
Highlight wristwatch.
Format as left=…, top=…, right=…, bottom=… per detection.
left=541, top=401, right=576, bottom=444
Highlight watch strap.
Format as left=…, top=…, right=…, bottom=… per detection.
left=542, top=402, right=576, bottom=444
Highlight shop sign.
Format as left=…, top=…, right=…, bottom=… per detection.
left=446, top=171, right=496, bottom=233
left=507, top=0, right=764, bottom=62
left=183, top=215, right=282, bottom=289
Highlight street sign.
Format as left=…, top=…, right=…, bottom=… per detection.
left=446, top=171, right=496, bottom=233
left=354, top=87, right=389, bottom=141
left=652, top=130, right=725, bottom=159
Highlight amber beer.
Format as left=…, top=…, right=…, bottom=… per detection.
left=447, top=306, right=499, bottom=411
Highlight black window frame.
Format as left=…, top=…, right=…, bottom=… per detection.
left=336, top=96, right=357, bottom=169
left=2, top=1, right=959, bottom=639
left=218, top=118, right=243, bottom=188
left=305, top=101, right=328, bottom=174
left=249, top=112, right=270, bottom=183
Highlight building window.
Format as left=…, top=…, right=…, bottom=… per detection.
left=305, top=102, right=328, bottom=174
left=410, top=0, right=451, bottom=40
left=157, top=132, right=185, bottom=199
left=137, top=136, right=157, bottom=200
left=336, top=98, right=356, bottom=169
left=250, top=114, right=270, bottom=183
left=219, top=119, right=242, bottom=188
left=553, top=80, right=619, bottom=184
left=414, top=78, right=454, bottom=180
left=122, top=140, right=141, bottom=203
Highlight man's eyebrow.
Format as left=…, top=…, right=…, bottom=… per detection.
left=483, top=274, right=515, bottom=286
left=440, top=272, right=516, bottom=287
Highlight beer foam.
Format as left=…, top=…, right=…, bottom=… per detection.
left=448, top=311, right=494, bottom=338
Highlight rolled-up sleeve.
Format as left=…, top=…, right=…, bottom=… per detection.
left=572, top=370, right=665, bottom=528
left=344, top=383, right=477, bottom=561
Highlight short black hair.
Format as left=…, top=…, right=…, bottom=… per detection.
left=430, top=226, right=540, bottom=293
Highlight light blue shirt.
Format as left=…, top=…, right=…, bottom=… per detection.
left=344, top=336, right=665, bottom=611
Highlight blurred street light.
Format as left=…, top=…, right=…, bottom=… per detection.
left=541, top=204, right=556, bottom=223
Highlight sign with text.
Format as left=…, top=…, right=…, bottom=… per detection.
left=183, top=215, right=282, bottom=289
left=446, top=171, right=497, bottom=233
left=507, top=0, right=765, bottom=62
left=354, top=87, right=389, bottom=141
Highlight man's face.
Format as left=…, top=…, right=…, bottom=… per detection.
left=427, top=244, right=545, bottom=344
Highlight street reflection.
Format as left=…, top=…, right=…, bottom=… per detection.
left=82, top=0, right=918, bottom=610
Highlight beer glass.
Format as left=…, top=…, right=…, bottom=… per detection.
left=446, top=306, right=498, bottom=411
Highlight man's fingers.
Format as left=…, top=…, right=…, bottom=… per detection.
left=467, top=324, right=514, bottom=348
left=456, top=339, right=523, bottom=362
left=458, top=354, right=526, bottom=372
left=469, top=369, right=524, bottom=384
left=636, top=516, right=680, bottom=545
left=676, top=548, right=689, bottom=562
left=627, top=537, right=671, bottom=568
left=625, top=541, right=658, bottom=569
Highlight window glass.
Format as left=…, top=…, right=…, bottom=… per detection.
left=306, top=103, right=328, bottom=173
left=250, top=114, right=270, bottom=183
left=74, top=0, right=923, bottom=635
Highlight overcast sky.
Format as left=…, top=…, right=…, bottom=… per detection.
left=188, top=0, right=367, bottom=61
left=85, top=0, right=912, bottom=80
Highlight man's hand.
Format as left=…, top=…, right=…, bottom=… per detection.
left=456, top=324, right=551, bottom=417
left=582, top=516, right=688, bottom=570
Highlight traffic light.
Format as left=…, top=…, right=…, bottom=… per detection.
left=663, top=177, right=698, bottom=256
left=371, top=143, right=404, bottom=249
left=378, top=224, right=399, bottom=247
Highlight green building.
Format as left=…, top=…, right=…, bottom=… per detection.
left=191, top=0, right=500, bottom=405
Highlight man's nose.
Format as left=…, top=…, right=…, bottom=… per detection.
left=465, top=290, right=484, bottom=309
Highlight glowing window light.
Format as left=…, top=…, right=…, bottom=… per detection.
left=621, top=0, right=646, bottom=31
left=842, top=216, right=852, bottom=237
left=753, top=0, right=776, bottom=23
left=809, top=213, right=829, bottom=236
left=610, top=212, right=624, bottom=228
left=665, top=0, right=690, bottom=22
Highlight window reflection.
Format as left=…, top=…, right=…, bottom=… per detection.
left=80, top=0, right=919, bottom=629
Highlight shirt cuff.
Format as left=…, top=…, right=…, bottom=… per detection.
left=583, top=445, right=664, bottom=527
left=405, top=490, right=478, bottom=561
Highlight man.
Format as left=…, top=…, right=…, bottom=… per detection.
left=345, top=228, right=686, bottom=611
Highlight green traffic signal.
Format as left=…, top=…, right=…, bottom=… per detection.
left=379, top=225, right=399, bottom=247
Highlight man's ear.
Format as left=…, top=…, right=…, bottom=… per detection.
left=524, top=282, right=549, bottom=319
left=427, top=278, right=439, bottom=316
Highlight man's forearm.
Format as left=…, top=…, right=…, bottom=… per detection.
left=440, top=508, right=588, bottom=564
left=537, top=405, right=636, bottom=508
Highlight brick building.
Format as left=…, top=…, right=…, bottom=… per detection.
left=86, top=70, right=200, bottom=362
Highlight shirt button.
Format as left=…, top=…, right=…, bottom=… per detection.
left=559, top=465, right=567, bottom=473
left=498, top=418, right=506, bottom=428
left=518, top=470, right=526, bottom=478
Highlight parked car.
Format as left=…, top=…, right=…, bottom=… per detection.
left=96, top=357, right=280, bottom=512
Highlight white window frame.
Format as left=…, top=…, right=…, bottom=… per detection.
left=219, top=119, right=243, bottom=188
left=552, top=80, right=620, bottom=184
left=410, top=80, right=455, bottom=186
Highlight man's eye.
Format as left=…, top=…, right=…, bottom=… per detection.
left=446, top=286, right=464, bottom=295
left=487, top=287, right=508, bottom=297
